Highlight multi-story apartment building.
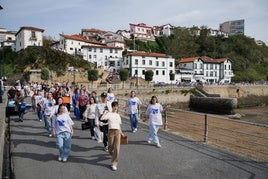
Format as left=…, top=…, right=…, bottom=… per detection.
left=153, top=24, right=174, bottom=37
left=0, top=28, right=16, bottom=48
left=129, top=23, right=155, bottom=41
left=81, top=28, right=107, bottom=40
left=82, top=45, right=123, bottom=72
left=122, top=51, right=175, bottom=83
left=219, top=19, right=244, bottom=35
left=178, top=56, right=234, bottom=83
left=58, top=34, right=104, bottom=56
left=15, top=26, right=44, bottom=52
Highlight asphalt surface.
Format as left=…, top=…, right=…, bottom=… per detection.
left=9, top=111, right=268, bottom=179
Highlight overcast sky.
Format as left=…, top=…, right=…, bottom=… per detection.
left=1, top=0, right=268, bottom=44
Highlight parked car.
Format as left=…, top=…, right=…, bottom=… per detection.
left=6, top=96, right=33, bottom=118
left=153, top=82, right=168, bottom=87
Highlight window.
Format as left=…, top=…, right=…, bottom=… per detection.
left=100, top=48, right=103, bottom=53
left=89, top=48, right=92, bottom=52
left=94, top=48, right=96, bottom=52
left=142, top=70, right=145, bottom=75
left=93, top=55, right=96, bottom=58
left=142, top=60, right=145, bottom=65
left=110, top=49, right=113, bottom=53
left=194, top=63, right=197, bottom=69
left=162, top=62, right=165, bottom=67
left=31, top=31, right=36, bottom=38
left=115, top=49, right=118, bottom=53
left=156, top=61, right=159, bottom=66
left=162, top=70, right=165, bottom=75
left=70, top=48, right=73, bottom=50
left=169, top=62, right=173, bottom=67
left=135, top=69, right=138, bottom=75
left=156, top=70, right=159, bottom=75
left=89, top=55, right=92, bottom=59
left=149, top=60, right=152, bottom=65
left=135, top=59, right=138, bottom=65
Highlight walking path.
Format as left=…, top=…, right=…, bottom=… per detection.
left=7, top=111, right=268, bottom=179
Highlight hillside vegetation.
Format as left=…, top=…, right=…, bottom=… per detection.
left=1, top=27, right=268, bottom=82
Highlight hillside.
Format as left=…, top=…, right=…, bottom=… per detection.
left=1, top=28, right=268, bottom=83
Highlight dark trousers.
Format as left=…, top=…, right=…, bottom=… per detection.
left=79, top=105, right=87, bottom=120
left=100, top=125, right=108, bottom=147
left=87, top=118, right=95, bottom=137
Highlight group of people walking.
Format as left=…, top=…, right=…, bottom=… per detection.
left=8, top=82, right=166, bottom=171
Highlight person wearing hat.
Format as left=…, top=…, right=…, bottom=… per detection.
left=95, top=92, right=112, bottom=151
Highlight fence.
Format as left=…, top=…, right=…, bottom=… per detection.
left=118, top=98, right=268, bottom=162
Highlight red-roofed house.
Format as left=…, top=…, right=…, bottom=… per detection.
left=122, top=51, right=175, bottom=83
left=15, top=26, right=44, bottom=52
left=129, top=23, right=155, bottom=41
left=178, top=56, right=234, bottom=83
left=58, top=34, right=104, bottom=55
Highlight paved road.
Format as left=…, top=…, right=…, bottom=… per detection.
left=9, top=111, right=268, bottom=179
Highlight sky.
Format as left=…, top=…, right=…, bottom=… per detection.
left=1, top=0, right=268, bottom=44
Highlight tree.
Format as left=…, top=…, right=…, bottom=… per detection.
left=119, top=69, right=129, bottom=89
left=88, top=69, right=99, bottom=88
left=145, top=70, right=154, bottom=85
left=41, top=68, right=50, bottom=81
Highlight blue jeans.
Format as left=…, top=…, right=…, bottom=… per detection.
left=36, top=105, right=43, bottom=120
left=148, top=124, right=160, bottom=145
left=129, top=113, right=139, bottom=131
left=56, top=131, right=72, bottom=159
left=19, top=109, right=25, bottom=120
left=44, top=115, right=52, bottom=135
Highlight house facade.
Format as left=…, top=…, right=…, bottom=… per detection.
left=178, top=56, right=234, bottom=83
left=0, top=28, right=16, bottom=48
left=122, top=51, right=175, bottom=83
left=58, top=34, right=104, bottom=56
left=82, top=45, right=123, bottom=72
left=129, top=23, right=155, bottom=41
left=15, top=26, right=44, bottom=52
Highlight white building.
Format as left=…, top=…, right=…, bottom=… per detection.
left=122, top=51, right=175, bottom=83
left=15, top=26, right=44, bottom=52
left=178, top=56, right=234, bottom=83
left=0, top=28, right=16, bottom=48
left=58, top=34, right=104, bottom=56
left=129, top=23, right=155, bottom=41
left=82, top=45, right=123, bottom=72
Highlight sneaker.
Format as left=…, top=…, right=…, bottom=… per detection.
left=133, top=128, right=137, bottom=133
left=62, top=158, right=68, bottom=162
left=91, top=136, right=96, bottom=140
left=111, top=165, right=117, bottom=171
left=156, top=144, right=161, bottom=148
left=147, top=140, right=152, bottom=144
left=48, top=134, right=52, bottom=137
left=39, top=119, right=42, bottom=122
left=58, top=156, right=62, bottom=161
left=19, top=119, right=23, bottom=122
left=104, top=146, right=108, bottom=152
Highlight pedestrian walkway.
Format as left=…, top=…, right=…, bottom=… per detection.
left=9, top=111, right=268, bottom=179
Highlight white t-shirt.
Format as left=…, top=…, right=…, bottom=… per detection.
left=95, top=102, right=112, bottom=126
left=107, top=93, right=115, bottom=102
left=43, top=98, right=56, bottom=115
left=52, top=113, right=74, bottom=134
left=126, top=97, right=142, bottom=114
left=146, top=103, right=163, bottom=125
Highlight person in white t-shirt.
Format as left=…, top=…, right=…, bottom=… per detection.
left=144, top=96, right=164, bottom=148
left=52, top=104, right=74, bottom=162
left=100, top=101, right=124, bottom=171
left=125, top=91, right=142, bottom=133
left=43, top=92, right=56, bottom=137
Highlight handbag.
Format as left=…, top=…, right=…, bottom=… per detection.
left=81, top=121, right=90, bottom=130
left=120, top=135, right=128, bottom=145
